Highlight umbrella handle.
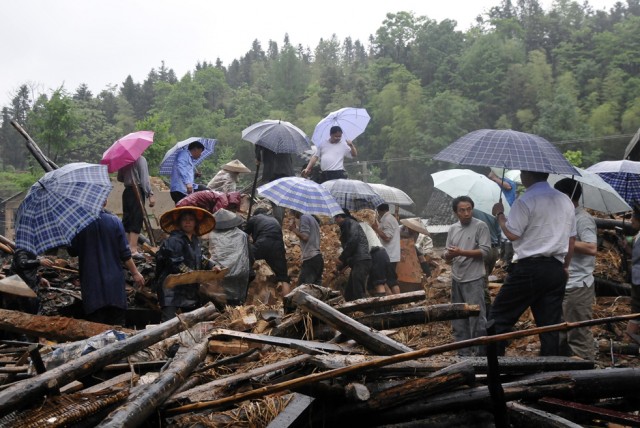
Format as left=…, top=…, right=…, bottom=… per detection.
left=246, top=162, right=261, bottom=223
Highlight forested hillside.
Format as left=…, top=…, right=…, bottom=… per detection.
left=2, top=0, right=640, bottom=212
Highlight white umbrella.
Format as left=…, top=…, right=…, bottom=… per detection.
left=368, top=183, right=414, bottom=206
left=312, top=107, right=370, bottom=145
left=548, top=167, right=631, bottom=214
left=431, top=169, right=511, bottom=215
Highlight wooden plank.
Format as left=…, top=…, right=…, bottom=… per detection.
left=335, top=291, right=426, bottom=314
left=82, top=372, right=139, bottom=394
left=209, top=328, right=356, bottom=354
left=208, top=339, right=262, bottom=355
left=0, top=275, right=36, bottom=298
left=507, top=401, right=583, bottom=428
left=164, top=269, right=228, bottom=289
left=292, top=290, right=413, bottom=355
left=266, top=393, right=315, bottom=428
left=538, top=397, right=640, bottom=426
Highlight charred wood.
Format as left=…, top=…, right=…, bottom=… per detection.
left=354, top=304, right=480, bottom=330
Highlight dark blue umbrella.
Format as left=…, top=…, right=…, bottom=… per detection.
left=586, top=160, right=640, bottom=206
left=242, top=119, right=310, bottom=154
left=159, top=137, right=216, bottom=176
left=15, top=163, right=113, bottom=255
left=433, top=129, right=579, bottom=175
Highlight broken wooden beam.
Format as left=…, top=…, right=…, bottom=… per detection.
left=209, top=328, right=357, bottom=354
left=335, top=291, right=426, bottom=314
left=0, top=303, right=219, bottom=417
left=265, top=393, right=315, bottom=428
left=538, top=397, right=640, bottom=426
left=292, top=290, right=413, bottom=355
left=507, top=401, right=582, bottom=428
left=354, top=303, right=480, bottom=330
left=96, top=337, right=210, bottom=427
left=0, top=308, right=133, bottom=341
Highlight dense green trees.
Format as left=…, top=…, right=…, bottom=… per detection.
left=2, top=1, right=639, bottom=214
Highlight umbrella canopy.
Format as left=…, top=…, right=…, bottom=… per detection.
left=159, top=137, right=216, bottom=176
left=431, top=169, right=511, bottom=216
left=321, top=179, right=385, bottom=212
left=15, top=163, right=113, bottom=255
left=100, top=130, right=154, bottom=173
left=368, top=183, right=414, bottom=206
left=586, top=160, right=640, bottom=205
left=548, top=167, right=631, bottom=214
left=257, top=177, right=343, bottom=217
left=312, top=107, right=370, bottom=145
left=241, top=119, right=311, bottom=154
left=434, top=129, right=579, bottom=175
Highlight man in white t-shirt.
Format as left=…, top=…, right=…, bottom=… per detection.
left=303, top=126, right=357, bottom=183
left=372, top=203, right=401, bottom=294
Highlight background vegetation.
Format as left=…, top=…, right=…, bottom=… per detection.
left=2, top=0, right=640, bottom=214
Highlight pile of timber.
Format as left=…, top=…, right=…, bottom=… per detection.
left=0, top=287, right=639, bottom=427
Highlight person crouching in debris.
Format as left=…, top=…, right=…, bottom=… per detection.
left=444, top=196, right=491, bottom=356
left=155, top=206, right=219, bottom=321
left=209, top=209, right=253, bottom=306
left=334, top=211, right=372, bottom=301
left=9, top=248, right=54, bottom=315
left=244, top=207, right=292, bottom=297
left=69, top=201, right=145, bottom=326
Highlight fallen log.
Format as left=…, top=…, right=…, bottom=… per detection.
left=292, top=290, right=413, bottom=355
left=354, top=303, right=480, bottom=330
left=594, top=276, right=631, bottom=296
left=0, top=308, right=133, bottom=341
left=595, top=218, right=637, bottom=235
left=598, top=339, right=639, bottom=356
left=96, top=337, right=210, bottom=427
left=0, top=303, right=219, bottom=417
left=163, top=313, right=640, bottom=415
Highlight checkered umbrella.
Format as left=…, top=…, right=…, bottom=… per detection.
left=257, top=177, right=343, bottom=217
left=321, top=179, right=385, bottom=212
left=15, top=163, right=113, bottom=255
left=368, top=183, right=414, bottom=206
left=159, top=137, right=216, bottom=176
left=434, top=129, right=579, bottom=175
left=548, top=167, right=631, bottom=213
left=242, top=119, right=311, bottom=154
left=586, top=160, right=640, bottom=206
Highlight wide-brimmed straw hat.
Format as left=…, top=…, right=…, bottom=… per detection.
left=213, top=208, right=244, bottom=230
left=400, top=217, right=429, bottom=235
left=160, top=206, right=216, bottom=235
left=222, top=159, right=251, bottom=173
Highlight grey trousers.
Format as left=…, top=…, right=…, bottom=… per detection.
left=560, top=283, right=595, bottom=360
left=451, top=277, right=487, bottom=356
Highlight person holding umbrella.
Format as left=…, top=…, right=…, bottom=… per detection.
left=170, top=141, right=205, bottom=203
left=303, top=126, right=357, bottom=183
left=117, top=156, right=155, bottom=257
left=491, top=170, right=576, bottom=356
left=69, top=201, right=145, bottom=326
left=256, top=146, right=294, bottom=225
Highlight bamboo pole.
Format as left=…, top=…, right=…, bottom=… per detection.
left=164, top=312, right=640, bottom=415
left=130, top=176, right=156, bottom=246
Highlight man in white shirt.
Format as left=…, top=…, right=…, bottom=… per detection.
left=303, top=126, right=357, bottom=183
left=372, top=203, right=401, bottom=294
left=491, top=170, right=576, bottom=356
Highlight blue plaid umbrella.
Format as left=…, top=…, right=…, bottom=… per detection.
left=257, top=177, right=343, bottom=217
left=159, top=137, right=216, bottom=176
left=242, top=120, right=311, bottom=154
left=586, top=160, right=640, bottom=206
left=321, top=179, right=385, bottom=212
left=433, top=129, right=579, bottom=175
left=15, top=163, right=113, bottom=255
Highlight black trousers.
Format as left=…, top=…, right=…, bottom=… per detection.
left=489, top=257, right=566, bottom=356
left=319, top=170, right=347, bottom=183
left=298, top=254, right=324, bottom=286
left=346, top=259, right=371, bottom=301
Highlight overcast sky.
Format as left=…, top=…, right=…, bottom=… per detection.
left=0, top=0, right=620, bottom=107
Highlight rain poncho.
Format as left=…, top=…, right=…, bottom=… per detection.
left=209, top=227, right=251, bottom=304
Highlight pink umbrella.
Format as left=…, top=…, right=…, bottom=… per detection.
left=100, top=130, right=154, bottom=173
